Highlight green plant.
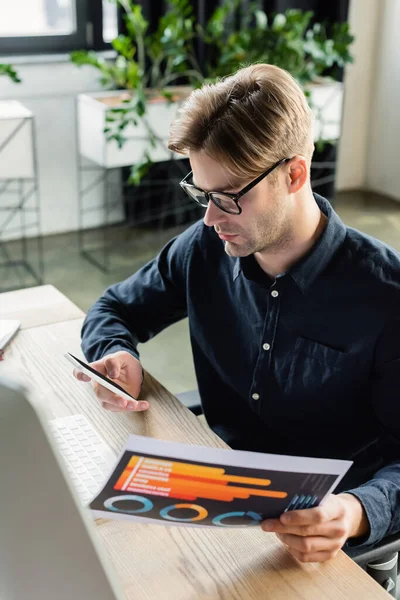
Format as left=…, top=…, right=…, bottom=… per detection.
left=0, top=64, right=21, bottom=83
left=71, top=0, right=354, bottom=183
left=204, top=3, right=354, bottom=85
left=72, top=0, right=203, bottom=183
left=72, top=0, right=203, bottom=90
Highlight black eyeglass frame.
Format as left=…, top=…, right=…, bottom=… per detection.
left=179, top=157, right=292, bottom=215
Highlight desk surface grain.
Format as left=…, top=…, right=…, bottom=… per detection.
left=0, top=284, right=84, bottom=330
left=0, top=317, right=389, bottom=600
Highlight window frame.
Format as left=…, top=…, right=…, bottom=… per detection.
left=0, top=0, right=115, bottom=56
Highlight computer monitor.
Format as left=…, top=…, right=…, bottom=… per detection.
left=0, top=377, right=123, bottom=600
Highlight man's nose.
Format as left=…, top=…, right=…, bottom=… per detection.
left=203, top=199, right=227, bottom=227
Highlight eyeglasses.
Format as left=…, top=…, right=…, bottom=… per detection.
left=179, top=157, right=292, bottom=215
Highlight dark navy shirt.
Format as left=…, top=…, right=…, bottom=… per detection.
left=82, top=195, right=400, bottom=549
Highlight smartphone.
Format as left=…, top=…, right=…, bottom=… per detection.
left=64, top=352, right=137, bottom=403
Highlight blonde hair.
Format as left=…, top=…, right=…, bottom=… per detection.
left=168, top=64, right=314, bottom=181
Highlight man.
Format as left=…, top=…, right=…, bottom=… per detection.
left=76, top=64, right=400, bottom=563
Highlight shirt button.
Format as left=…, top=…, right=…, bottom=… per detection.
left=271, top=290, right=279, bottom=298
left=262, top=343, right=271, bottom=351
left=252, top=393, right=260, bottom=400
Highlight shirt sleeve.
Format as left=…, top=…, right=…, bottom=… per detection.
left=81, top=222, right=200, bottom=363
left=344, top=316, right=400, bottom=548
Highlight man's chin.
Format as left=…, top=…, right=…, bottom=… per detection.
left=223, top=240, right=252, bottom=258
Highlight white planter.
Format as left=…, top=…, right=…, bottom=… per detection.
left=307, top=80, right=344, bottom=143
left=77, top=82, right=343, bottom=167
left=77, top=88, right=190, bottom=168
left=0, top=101, right=35, bottom=180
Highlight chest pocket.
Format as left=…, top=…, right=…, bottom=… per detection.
left=283, top=337, right=360, bottom=408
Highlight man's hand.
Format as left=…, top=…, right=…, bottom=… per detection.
left=73, top=350, right=148, bottom=412
left=261, top=493, right=369, bottom=563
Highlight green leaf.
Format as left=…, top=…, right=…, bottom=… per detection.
left=128, top=153, right=153, bottom=185
left=134, top=85, right=146, bottom=116
left=126, top=60, right=140, bottom=89
left=0, top=63, right=21, bottom=83
left=111, top=35, right=136, bottom=60
left=161, top=90, right=174, bottom=103
left=254, top=10, right=268, bottom=31
left=107, top=132, right=127, bottom=149
left=272, top=13, right=286, bottom=31
left=71, top=50, right=102, bottom=68
left=123, top=3, right=149, bottom=38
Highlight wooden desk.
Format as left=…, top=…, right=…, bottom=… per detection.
left=0, top=305, right=389, bottom=598
left=0, top=284, right=84, bottom=329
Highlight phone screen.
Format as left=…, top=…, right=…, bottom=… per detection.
left=68, top=353, right=136, bottom=400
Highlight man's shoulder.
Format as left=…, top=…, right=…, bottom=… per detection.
left=341, top=225, right=400, bottom=290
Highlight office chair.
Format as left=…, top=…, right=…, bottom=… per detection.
left=351, top=532, right=400, bottom=597
left=175, top=389, right=203, bottom=416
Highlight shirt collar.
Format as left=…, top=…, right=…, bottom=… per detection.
left=232, top=194, right=347, bottom=291
left=233, top=258, right=241, bottom=281
left=289, top=194, right=347, bottom=293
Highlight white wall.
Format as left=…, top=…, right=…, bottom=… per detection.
left=366, top=0, right=400, bottom=199
left=0, top=56, right=123, bottom=239
left=336, top=0, right=381, bottom=191
left=337, top=0, right=400, bottom=202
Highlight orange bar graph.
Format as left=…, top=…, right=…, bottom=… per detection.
left=114, top=455, right=287, bottom=503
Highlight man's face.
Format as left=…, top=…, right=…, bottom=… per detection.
left=189, top=151, right=294, bottom=257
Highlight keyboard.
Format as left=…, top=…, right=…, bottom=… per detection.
left=48, top=414, right=116, bottom=505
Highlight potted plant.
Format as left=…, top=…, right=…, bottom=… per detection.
left=71, top=1, right=354, bottom=195
left=72, top=0, right=203, bottom=184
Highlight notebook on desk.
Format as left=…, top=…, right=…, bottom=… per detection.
left=0, top=320, right=20, bottom=355
left=0, top=377, right=123, bottom=600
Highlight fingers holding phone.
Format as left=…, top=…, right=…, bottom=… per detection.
left=74, top=370, right=91, bottom=383
left=69, top=350, right=148, bottom=412
left=91, top=352, right=147, bottom=412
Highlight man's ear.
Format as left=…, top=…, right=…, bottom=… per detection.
left=287, top=156, right=309, bottom=194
